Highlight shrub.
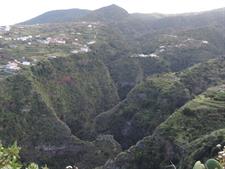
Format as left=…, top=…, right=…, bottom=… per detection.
left=0, top=142, right=48, bottom=169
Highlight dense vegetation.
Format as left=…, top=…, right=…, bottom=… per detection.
left=0, top=55, right=121, bottom=169
left=102, top=85, right=225, bottom=169
left=0, top=142, right=48, bottom=169
left=1, top=4, right=225, bottom=169
left=95, top=58, right=225, bottom=149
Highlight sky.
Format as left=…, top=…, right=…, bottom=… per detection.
left=0, top=0, right=225, bottom=26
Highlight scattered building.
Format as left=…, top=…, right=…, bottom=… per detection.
left=5, top=25, right=11, bottom=32
left=131, top=53, right=159, bottom=58
left=0, top=25, right=11, bottom=32
left=166, top=34, right=177, bottom=38
left=71, top=50, right=79, bottom=54
left=87, top=40, right=96, bottom=45
left=46, top=37, right=66, bottom=44
left=4, top=37, right=12, bottom=41
left=159, top=49, right=165, bottom=52
left=16, top=35, right=32, bottom=41
left=38, top=39, right=50, bottom=44
left=80, top=46, right=89, bottom=53
left=202, top=40, right=209, bottom=44
left=48, top=55, right=57, bottom=59
left=88, top=24, right=93, bottom=28
left=22, top=61, right=31, bottom=66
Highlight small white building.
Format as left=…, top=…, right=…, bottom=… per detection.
left=4, top=37, right=12, bottom=41
left=22, top=61, right=31, bottom=66
left=48, top=56, right=57, bottom=59
left=71, top=50, right=79, bottom=54
left=56, top=40, right=66, bottom=44
left=202, top=40, right=209, bottom=44
left=149, top=53, right=159, bottom=58
left=159, top=49, right=165, bottom=52
left=87, top=41, right=96, bottom=45
left=5, top=25, right=11, bottom=32
left=80, top=47, right=89, bottom=53
left=17, top=35, right=32, bottom=41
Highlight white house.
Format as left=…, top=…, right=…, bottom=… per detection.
left=202, top=40, right=209, bottom=44
left=87, top=41, right=96, bottom=45
left=22, top=61, right=31, bottom=66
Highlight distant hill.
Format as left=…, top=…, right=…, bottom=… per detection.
left=20, top=4, right=225, bottom=28
left=20, top=4, right=129, bottom=25
left=20, top=8, right=91, bottom=24
left=83, top=4, right=129, bottom=22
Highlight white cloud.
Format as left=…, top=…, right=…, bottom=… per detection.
left=0, top=0, right=225, bottom=25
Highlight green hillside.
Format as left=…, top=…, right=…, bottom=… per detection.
left=1, top=4, right=225, bottom=169
left=0, top=55, right=120, bottom=169
left=102, top=85, right=225, bottom=169
left=95, top=58, right=225, bottom=148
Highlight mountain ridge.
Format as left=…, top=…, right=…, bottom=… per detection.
left=19, top=4, right=225, bottom=25
left=20, top=8, right=91, bottom=25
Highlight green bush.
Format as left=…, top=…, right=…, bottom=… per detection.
left=0, top=142, right=48, bottom=169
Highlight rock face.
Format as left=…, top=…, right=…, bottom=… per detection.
left=0, top=55, right=120, bottom=169
left=101, top=85, right=225, bottom=169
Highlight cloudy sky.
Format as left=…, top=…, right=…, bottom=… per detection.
left=0, top=0, right=225, bottom=26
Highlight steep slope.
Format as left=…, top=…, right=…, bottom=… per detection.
left=108, top=57, right=169, bottom=99
left=95, top=57, right=225, bottom=148
left=0, top=54, right=120, bottom=169
left=102, top=85, right=225, bottom=169
left=21, top=9, right=90, bottom=25
left=30, top=54, right=119, bottom=139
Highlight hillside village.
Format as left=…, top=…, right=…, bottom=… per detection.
left=0, top=22, right=99, bottom=77
left=0, top=21, right=211, bottom=79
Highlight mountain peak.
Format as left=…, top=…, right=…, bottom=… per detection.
left=103, top=4, right=126, bottom=10
left=95, top=4, right=128, bottom=13
left=84, top=4, right=129, bottom=22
